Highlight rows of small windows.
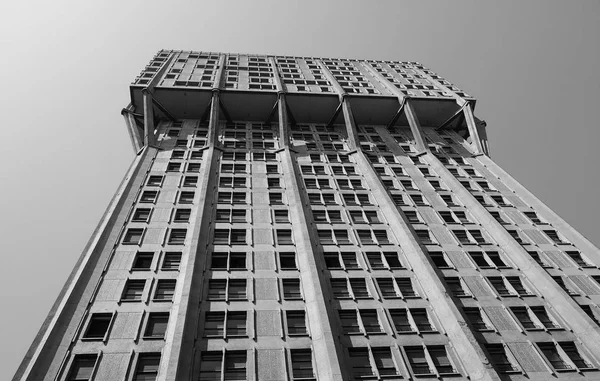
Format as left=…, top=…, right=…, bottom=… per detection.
left=275, top=57, right=332, bottom=92
left=428, top=249, right=510, bottom=270
left=484, top=341, right=595, bottom=374
left=338, top=307, right=439, bottom=335
left=208, top=250, right=299, bottom=271
left=445, top=275, right=537, bottom=298
left=377, top=62, right=447, bottom=97
left=162, top=52, right=219, bottom=88
left=62, top=339, right=597, bottom=380
left=463, top=304, right=563, bottom=333
left=80, top=310, right=170, bottom=342
left=202, top=309, right=309, bottom=338
left=204, top=277, right=304, bottom=302
left=120, top=276, right=177, bottom=303
left=323, top=60, right=380, bottom=95
left=330, top=276, right=421, bottom=300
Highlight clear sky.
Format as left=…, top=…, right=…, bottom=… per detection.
left=1, top=1, right=599, bottom=379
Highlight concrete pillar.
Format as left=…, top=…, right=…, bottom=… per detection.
left=276, top=92, right=345, bottom=380
left=121, top=105, right=143, bottom=152
left=164, top=92, right=222, bottom=381
left=463, top=104, right=485, bottom=155
left=338, top=104, right=500, bottom=381
left=420, top=150, right=600, bottom=356
left=142, top=88, right=155, bottom=147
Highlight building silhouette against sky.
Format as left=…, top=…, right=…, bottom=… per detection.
left=13, top=50, right=600, bottom=381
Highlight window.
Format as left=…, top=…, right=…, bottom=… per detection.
left=429, top=251, right=451, bottom=268
left=274, top=210, right=289, bottom=223
left=553, top=276, right=579, bottom=295
left=405, top=347, right=432, bottom=375
left=123, top=228, right=144, bottom=245
left=276, top=229, right=294, bottom=245
left=566, top=251, right=593, bottom=267
left=226, top=311, right=247, bottom=337
left=537, top=342, right=592, bottom=371
left=404, top=210, right=421, bottom=224
left=211, top=252, right=246, bottom=270
left=409, top=194, right=427, bottom=206
left=146, top=175, right=164, bottom=187
left=531, top=306, right=561, bottom=329
left=365, top=251, right=402, bottom=269
left=168, top=228, right=187, bottom=244
left=132, top=208, right=152, bottom=223
left=350, top=278, right=370, bottom=298
left=144, top=313, right=169, bottom=339
left=213, top=229, right=246, bottom=245
left=204, top=312, right=225, bottom=337
left=349, top=348, right=375, bottom=378
left=187, top=162, right=201, bottom=172
left=524, top=211, right=543, bottom=224
left=286, top=311, right=307, bottom=335
left=208, top=279, right=247, bottom=301
left=82, top=313, right=113, bottom=340
left=282, top=279, right=302, bottom=300
left=488, top=277, right=515, bottom=297
left=162, top=252, right=181, bottom=270
left=218, top=191, right=247, bottom=205
left=67, top=354, right=98, bottom=381
left=154, top=279, right=176, bottom=301
left=267, top=177, right=280, bottom=188
left=173, top=209, right=191, bottom=223
left=545, top=230, right=567, bottom=244
left=183, top=176, right=198, bottom=187
left=440, top=194, right=458, bottom=206
left=464, top=308, right=492, bottom=331
left=166, top=162, right=181, bottom=172
left=198, top=351, right=247, bottom=381
left=510, top=307, right=540, bottom=330
left=445, top=277, right=470, bottom=297
left=122, top=279, right=145, bottom=301
left=290, top=349, right=315, bottom=380
left=486, top=344, right=518, bottom=373
left=132, top=252, right=154, bottom=270
left=491, top=195, right=509, bottom=206
left=279, top=252, right=297, bottom=270
left=269, top=192, right=283, bottom=205
left=216, top=209, right=246, bottom=223
left=220, top=177, right=247, bottom=188
left=178, top=191, right=195, bottom=204
left=377, top=277, right=418, bottom=298
left=506, top=276, right=532, bottom=296
left=415, top=229, right=435, bottom=245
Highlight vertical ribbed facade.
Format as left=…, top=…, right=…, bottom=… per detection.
left=12, top=50, right=600, bottom=381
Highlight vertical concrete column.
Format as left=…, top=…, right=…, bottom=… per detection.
left=338, top=102, right=500, bottom=381
left=420, top=150, right=600, bottom=355
left=471, top=153, right=600, bottom=263
left=121, top=104, right=143, bottom=152
left=142, top=88, right=155, bottom=146
left=164, top=95, right=222, bottom=381
left=360, top=61, right=428, bottom=153
left=275, top=91, right=345, bottom=380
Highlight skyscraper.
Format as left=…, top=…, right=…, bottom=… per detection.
left=13, top=50, right=600, bottom=381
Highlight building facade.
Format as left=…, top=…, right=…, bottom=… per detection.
left=13, top=50, right=600, bottom=381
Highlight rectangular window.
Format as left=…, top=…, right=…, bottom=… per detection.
left=132, top=208, right=152, bottom=223
left=226, top=311, right=247, bottom=337
left=276, top=229, right=293, bottom=245
left=286, top=311, right=307, bottom=336
left=122, top=279, right=145, bottom=301
left=538, top=342, right=571, bottom=370
left=133, top=353, right=161, bottom=381
left=360, top=309, right=382, bottom=333
left=162, top=252, right=181, bottom=270
left=132, top=252, right=154, bottom=271
left=349, top=348, right=375, bottom=378
left=173, top=209, right=191, bottom=223
left=486, top=344, right=518, bottom=373
left=144, top=313, right=169, bottom=339
left=178, top=191, right=195, bottom=204
left=390, top=309, right=413, bottom=333
left=204, top=312, right=225, bottom=337
left=406, top=347, right=432, bottom=375
left=350, top=278, right=370, bottom=298
left=67, top=354, right=98, bottom=381
left=154, top=279, right=176, bottom=301
left=83, top=313, right=113, bottom=340
left=168, top=228, right=187, bottom=244
left=279, top=252, right=297, bottom=270
left=123, top=228, right=144, bottom=245
left=282, top=279, right=302, bottom=300
left=183, top=176, right=198, bottom=187
left=146, top=175, right=164, bottom=187
left=464, top=308, right=491, bottom=331
left=290, top=349, right=315, bottom=380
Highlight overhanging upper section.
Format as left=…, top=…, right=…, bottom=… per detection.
left=127, top=50, right=480, bottom=145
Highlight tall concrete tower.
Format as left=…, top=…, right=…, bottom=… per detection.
left=13, top=50, right=600, bottom=381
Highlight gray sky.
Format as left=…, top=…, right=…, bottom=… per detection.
left=1, top=1, right=599, bottom=378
